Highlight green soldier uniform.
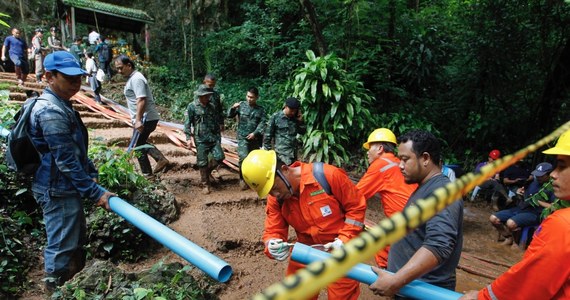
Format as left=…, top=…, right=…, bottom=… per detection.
left=185, top=86, right=225, bottom=194
left=194, top=83, right=224, bottom=127
left=263, top=110, right=306, bottom=165
left=227, top=101, right=266, bottom=163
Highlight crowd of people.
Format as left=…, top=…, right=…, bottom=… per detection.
left=2, top=27, right=112, bottom=86
left=3, top=26, right=569, bottom=300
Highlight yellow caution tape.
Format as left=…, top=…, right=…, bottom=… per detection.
left=253, top=121, right=570, bottom=300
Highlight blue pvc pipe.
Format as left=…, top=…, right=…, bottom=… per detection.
left=291, top=243, right=462, bottom=300
left=109, top=197, right=232, bottom=282
left=0, top=126, right=233, bottom=282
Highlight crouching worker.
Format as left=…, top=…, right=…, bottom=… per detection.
left=241, top=149, right=366, bottom=299
left=29, top=51, right=115, bottom=292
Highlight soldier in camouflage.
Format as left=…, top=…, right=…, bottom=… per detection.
left=263, top=97, right=305, bottom=165
left=227, top=87, right=266, bottom=190
left=185, top=85, right=225, bottom=194
left=195, top=74, right=225, bottom=132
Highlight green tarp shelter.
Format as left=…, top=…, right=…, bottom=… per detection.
left=56, top=0, right=154, bottom=59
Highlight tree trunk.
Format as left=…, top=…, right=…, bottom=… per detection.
left=536, top=37, right=570, bottom=136
left=18, top=0, right=27, bottom=42
left=299, top=0, right=327, bottom=56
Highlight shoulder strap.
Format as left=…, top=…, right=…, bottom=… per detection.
left=312, top=162, right=332, bottom=195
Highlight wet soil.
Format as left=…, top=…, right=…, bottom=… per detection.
left=4, top=76, right=525, bottom=299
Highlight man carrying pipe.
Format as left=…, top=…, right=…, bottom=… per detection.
left=461, top=129, right=570, bottom=300
left=369, top=130, right=464, bottom=298
left=241, top=149, right=367, bottom=300
left=27, top=51, right=115, bottom=293
left=356, top=128, right=417, bottom=268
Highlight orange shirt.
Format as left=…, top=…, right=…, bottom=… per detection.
left=262, top=162, right=366, bottom=256
left=479, top=207, right=570, bottom=299
left=356, top=152, right=417, bottom=217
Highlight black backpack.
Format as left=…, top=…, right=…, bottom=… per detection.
left=5, top=94, right=67, bottom=175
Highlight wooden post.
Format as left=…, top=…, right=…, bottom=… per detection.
left=71, top=7, right=76, bottom=40
left=145, top=23, right=150, bottom=61
left=60, top=19, right=66, bottom=44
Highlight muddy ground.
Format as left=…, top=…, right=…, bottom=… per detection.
left=5, top=78, right=525, bottom=300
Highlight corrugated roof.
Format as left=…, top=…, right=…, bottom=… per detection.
left=60, top=0, right=154, bottom=23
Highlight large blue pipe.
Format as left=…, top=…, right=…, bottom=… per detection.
left=291, top=243, right=462, bottom=300
left=0, top=126, right=233, bottom=282
left=109, top=197, right=232, bottom=282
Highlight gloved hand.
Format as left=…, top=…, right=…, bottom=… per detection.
left=323, top=238, right=343, bottom=251
left=267, top=239, right=291, bottom=261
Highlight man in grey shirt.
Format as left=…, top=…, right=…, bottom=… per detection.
left=370, top=129, right=463, bottom=298
left=114, top=55, right=169, bottom=177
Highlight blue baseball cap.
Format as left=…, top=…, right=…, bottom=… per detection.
left=43, top=51, right=87, bottom=76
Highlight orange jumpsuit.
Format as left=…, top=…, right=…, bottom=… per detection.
left=478, top=207, right=570, bottom=299
left=356, top=152, right=417, bottom=267
left=263, top=162, right=366, bottom=300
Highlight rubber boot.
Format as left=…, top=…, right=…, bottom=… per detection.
left=148, top=147, right=170, bottom=173
left=208, top=160, right=221, bottom=183
left=200, top=167, right=211, bottom=194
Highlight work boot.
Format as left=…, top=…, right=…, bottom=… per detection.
left=207, top=160, right=221, bottom=182
left=148, top=147, right=170, bottom=174
left=239, top=179, right=248, bottom=191
left=200, top=167, right=211, bottom=195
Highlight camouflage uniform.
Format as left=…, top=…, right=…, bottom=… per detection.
left=184, top=99, right=225, bottom=168
left=227, top=101, right=266, bottom=163
left=263, top=110, right=305, bottom=165
left=194, top=83, right=224, bottom=127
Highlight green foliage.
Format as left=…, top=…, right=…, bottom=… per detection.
left=54, top=261, right=219, bottom=300
left=541, top=199, right=570, bottom=220
left=289, top=50, right=374, bottom=166
left=88, top=144, right=148, bottom=197
left=0, top=13, right=9, bottom=28
left=0, top=210, right=37, bottom=297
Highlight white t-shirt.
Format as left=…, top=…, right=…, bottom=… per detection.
left=124, top=70, right=160, bottom=123
left=85, top=57, right=97, bottom=75
left=88, top=31, right=100, bottom=45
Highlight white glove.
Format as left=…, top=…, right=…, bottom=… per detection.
left=267, top=239, right=290, bottom=261
left=323, top=238, right=343, bottom=251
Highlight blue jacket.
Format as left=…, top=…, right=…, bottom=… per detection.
left=28, top=89, right=106, bottom=201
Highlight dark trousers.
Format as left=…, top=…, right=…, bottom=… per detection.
left=135, top=120, right=158, bottom=174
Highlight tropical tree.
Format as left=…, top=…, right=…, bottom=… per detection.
left=289, top=50, right=374, bottom=166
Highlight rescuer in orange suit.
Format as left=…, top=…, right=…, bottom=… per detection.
left=242, top=149, right=366, bottom=300
left=356, top=128, right=417, bottom=268
left=460, top=129, right=570, bottom=300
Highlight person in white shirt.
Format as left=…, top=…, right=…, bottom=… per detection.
left=84, top=52, right=101, bottom=103
left=88, top=28, right=100, bottom=45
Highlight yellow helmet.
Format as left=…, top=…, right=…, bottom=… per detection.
left=543, top=129, right=570, bottom=156
left=241, top=149, right=277, bottom=198
left=362, top=128, right=397, bottom=149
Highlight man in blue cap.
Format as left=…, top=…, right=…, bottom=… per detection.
left=28, top=51, right=115, bottom=293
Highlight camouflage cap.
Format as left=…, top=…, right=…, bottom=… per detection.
left=195, top=85, right=214, bottom=96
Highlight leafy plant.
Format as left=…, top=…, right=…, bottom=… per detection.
left=288, top=50, right=374, bottom=166
left=0, top=210, right=38, bottom=297
left=53, top=261, right=219, bottom=300
left=88, top=144, right=148, bottom=197
left=0, top=12, right=9, bottom=28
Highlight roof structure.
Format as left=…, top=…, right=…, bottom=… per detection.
left=56, top=0, right=154, bottom=33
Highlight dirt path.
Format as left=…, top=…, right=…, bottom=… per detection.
left=3, top=75, right=525, bottom=299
